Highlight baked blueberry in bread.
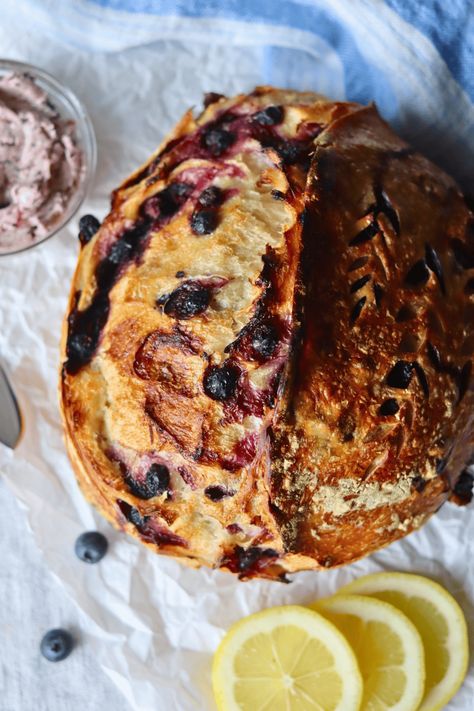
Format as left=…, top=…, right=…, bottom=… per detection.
left=60, top=88, right=474, bottom=580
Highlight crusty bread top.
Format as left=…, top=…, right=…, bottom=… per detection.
left=60, top=88, right=474, bottom=579
left=271, top=105, right=474, bottom=567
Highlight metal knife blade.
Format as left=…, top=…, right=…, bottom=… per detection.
left=0, top=361, right=22, bottom=449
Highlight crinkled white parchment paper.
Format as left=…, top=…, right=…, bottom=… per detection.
left=0, top=25, right=473, bottom=711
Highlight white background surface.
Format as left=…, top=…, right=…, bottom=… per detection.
left=0, top=480, right=127, bottom=711
left=0, top=16, right=473, bottom=711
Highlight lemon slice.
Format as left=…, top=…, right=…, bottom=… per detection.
left=212, top=605, right=363, bottom=711
left=311, top=594, right=424, bottom=711
left=340, top=572, right=469, bottom=711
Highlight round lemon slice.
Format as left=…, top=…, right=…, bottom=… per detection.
left=339, top=572, right=469, bottom=711
left=212, top=605, right=363, bottom=711
left=311, top=594, right=425, bottom=711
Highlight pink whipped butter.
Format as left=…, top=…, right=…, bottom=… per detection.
left=0, top=72, right=83, bottom=253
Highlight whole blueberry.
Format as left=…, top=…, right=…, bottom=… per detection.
left=201, top=127, right=235, bottom=156
left=74, top=531, right=108, bottom=564
left=198, top=186, right=223, bottom=207
left=203, top=362, right=240, bottom=401
left=190, top=208, right=219, bottom=235
left=253, top=105, right=284, bottom=126
left=127, top=464, right=170, bottom=499
left=162, top=282, right=211, bottom=319
left=40, top=629, right=74, bottom=662
left=251, top=322, right=279, bottom=359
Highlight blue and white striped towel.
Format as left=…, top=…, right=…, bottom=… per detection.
left=3, top=0, right=474, bottom=188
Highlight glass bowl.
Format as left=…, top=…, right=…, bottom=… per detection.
left=0, top=59, right=96, bottom=257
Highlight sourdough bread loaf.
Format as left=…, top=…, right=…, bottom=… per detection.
left=60, top=88, right=474, bottom=580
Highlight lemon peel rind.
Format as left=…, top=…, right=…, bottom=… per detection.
left=339, top=572, right=469, bottom=711
left=312, top=593, right=425, bottom=711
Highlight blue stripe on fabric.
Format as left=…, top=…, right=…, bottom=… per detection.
left=384, top=0, right=474, bottom=101
left=88, top=0, right=396, bottom=113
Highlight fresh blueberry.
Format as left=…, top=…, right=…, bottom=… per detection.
left=40, top=629, right=74, bottom=662
left=74, top=531, right=108, bottom=564
left=190, top=208, right=219, bottom=235
left=78, top=214, right=100, bottom=245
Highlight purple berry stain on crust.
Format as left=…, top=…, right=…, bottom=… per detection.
left=142, top=182, right=192, bottom=219
left=161, top=281, right=211, bottom=319
left=203, top=362, right=241, bottom=401
left=231, top=432, right=259, bottom=469
left=66, top=176, right=204, bottom=375
left=222, top=546, right=279, bottom=578
left=226, top=309, right=289, bottom=364
left=226, top=523, right=242, bottom=534
left=116, top=499, right=187, bottom=547
left=65, top=291, right=110, bottom=375
left=65, top=220, right=151, bottom=374
left=64, top=104, right=325, bottom=377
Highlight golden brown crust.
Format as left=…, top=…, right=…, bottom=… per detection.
left=271, top=105, right=474, bottom=566
left=60, top=89, right=474, bottom=579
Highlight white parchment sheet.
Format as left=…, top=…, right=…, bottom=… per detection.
left=0, top=27, right=473, bottom=711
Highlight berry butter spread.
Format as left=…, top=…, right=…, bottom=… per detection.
left=0, top=72, right=83, bottom=253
